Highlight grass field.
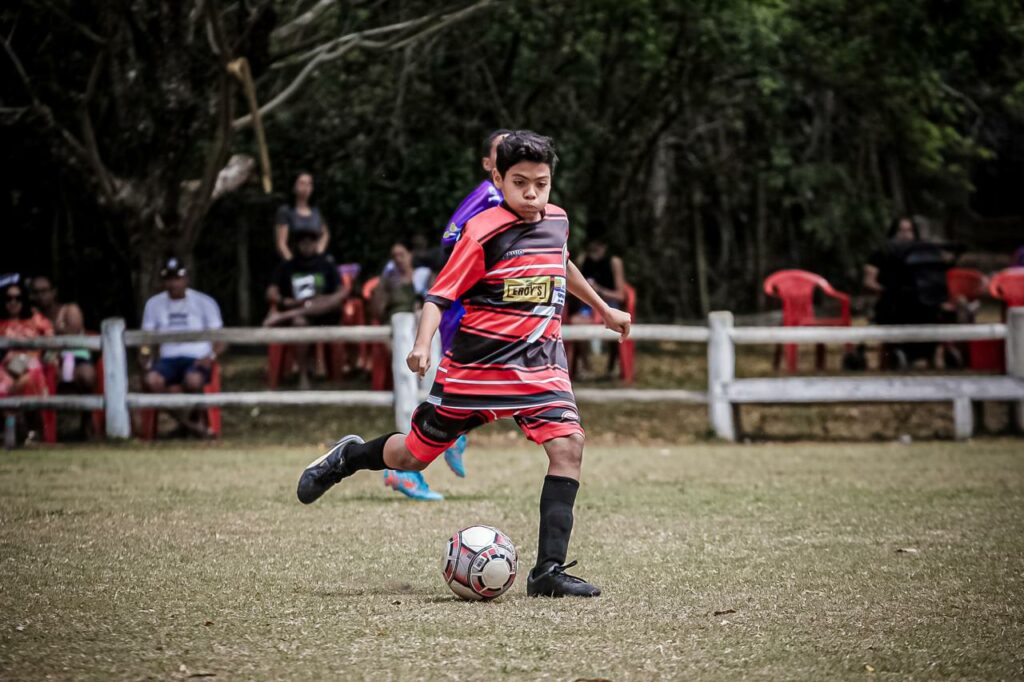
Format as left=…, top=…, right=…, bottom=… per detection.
left=2, top=439, right=1023, bottom=680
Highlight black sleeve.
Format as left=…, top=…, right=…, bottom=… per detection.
left=275, top=205, right=291, bottom=229
left=866, top=248, right=884, bottom=269
left=273, top=262, right=292, bottom=297
left=322, top=259, right=341, bottom=294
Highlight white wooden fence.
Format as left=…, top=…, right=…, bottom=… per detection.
left=2, top=309, right=1021, bottom=442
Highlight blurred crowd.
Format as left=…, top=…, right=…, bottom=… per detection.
left=3, top=172, right=1021, bottom=444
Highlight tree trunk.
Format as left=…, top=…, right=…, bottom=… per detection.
left=692, top=187, right=710, bottom=317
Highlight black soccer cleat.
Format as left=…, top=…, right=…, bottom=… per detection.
left=296, top=435, right=364, bottom=504
left=526, top=560, right=601, bottom=598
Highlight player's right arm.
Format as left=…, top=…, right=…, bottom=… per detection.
left=407, top=302, right=443, bottom=377
left=407, top=228, right=487, bottom=376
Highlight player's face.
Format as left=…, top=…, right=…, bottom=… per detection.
left=481, top=134, right=507, bottom=174
left=492, top=161, right=551, bottom=222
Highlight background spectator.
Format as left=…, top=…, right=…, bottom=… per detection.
left=863, top=216, right=959, bottom=368
left=140, top=258, right=225, bottom=437
left=571, top=233, right=627, bottom=379
left=0, top=280, right=53, bottom=440
left=264, top=233, right=347, bottom=389
left=275, top=171, right=329, bottom=261
left=372, top=240, right=434, bottom=321
left=29, top=275, right=97, bottom=397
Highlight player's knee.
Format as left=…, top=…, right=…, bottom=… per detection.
left=396, top=449, right=428, bottom=471
left=545, top=434, right=584, bottom=468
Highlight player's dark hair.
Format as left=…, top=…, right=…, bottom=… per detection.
left=887, top=215, right=920, bottom=241
left=481, top=129, right=512, bottom=158
left=495, top=130, right=558, bottom=177
left=1, top=281, right=32, bottom=320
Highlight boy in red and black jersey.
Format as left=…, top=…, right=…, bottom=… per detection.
left=296, top=131, right=631, bottom=598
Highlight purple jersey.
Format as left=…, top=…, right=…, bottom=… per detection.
left=439, top=180, right=503, bottom=350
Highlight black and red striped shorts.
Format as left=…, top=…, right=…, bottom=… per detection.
left=405, top=401, right=585, bottom=463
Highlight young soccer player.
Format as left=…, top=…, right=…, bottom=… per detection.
left=383, top=129, right=508, bottom=498
left=297, top=130, right=631, bottom=597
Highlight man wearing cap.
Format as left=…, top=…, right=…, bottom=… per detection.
left=140, top=258, right=226, bottom=435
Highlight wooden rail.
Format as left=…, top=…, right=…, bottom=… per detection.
left=2, top=310, right=1021, bottom=443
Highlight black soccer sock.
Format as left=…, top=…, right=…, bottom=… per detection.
left=343, top=433, right=400, bottom=472
left=534, top=475, right=579, bottom=572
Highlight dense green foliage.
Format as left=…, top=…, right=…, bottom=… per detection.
left=2, top=0, right=1022, bottom=323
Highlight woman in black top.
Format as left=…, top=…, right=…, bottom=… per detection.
left=275, top=171, right=330, bottom=261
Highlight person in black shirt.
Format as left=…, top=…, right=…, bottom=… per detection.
left=864, top=216, right=959, bottom=368
left=571, top=234, right=627, bottom=378
left=275, top=171, right=330, bottom=261
left=265, top=233, right=348, bottom=388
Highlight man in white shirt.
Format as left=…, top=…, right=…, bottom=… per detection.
left=141, top=258, right=226, bottom=434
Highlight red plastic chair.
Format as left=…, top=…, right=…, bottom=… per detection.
left=362, top=277, right=393, bottom=391
left=764, top=270, right=851, bottom=372
left=976, top=267, right=1024, bottom=374
left=618, top=284, right=637, bottom=384
left=989, top=267, right=1024, bottom=308
left=40, top=363, right=58, bottom=443
left=947, top=268, right=988, bottom=302
left=945, top=268, right=998, bottom=371
left=139, top=362, right=222, bottom=440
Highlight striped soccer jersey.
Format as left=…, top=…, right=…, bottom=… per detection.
left=423, top=203, right=575, bottom=412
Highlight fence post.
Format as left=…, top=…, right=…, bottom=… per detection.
left=1008, top=307, right=1024, bottom=432
left=390, top=312, right=418, bottom=432
left=952, top=397, right=973, bottom=440
left=708, top=311, right=736, bottom=441
left=101, top=317, right=131, bottom=439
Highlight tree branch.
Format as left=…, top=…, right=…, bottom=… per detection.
left=233, top=0, right=493, bottom=130
left=271, top=0, right=335, bottom=43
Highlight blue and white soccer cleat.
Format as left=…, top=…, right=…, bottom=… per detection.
left=383, top=470, right=444, bottom=501
left=443, top=434, right=468, bottom=478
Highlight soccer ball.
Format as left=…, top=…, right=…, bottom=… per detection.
left=442, top=525, right=518, bottom=600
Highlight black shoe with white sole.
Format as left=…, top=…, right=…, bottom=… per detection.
left=296, top=435, right=365, bottom=504
left=526, top=560, right=601, bottom=597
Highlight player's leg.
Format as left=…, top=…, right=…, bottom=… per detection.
left=516, top=409, right=600, bottom=597
left=296, top=403, right=480, bottom=504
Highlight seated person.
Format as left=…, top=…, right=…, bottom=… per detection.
left=264, top=232, right=349, bottom=389
left=570, top=235, right=627, bottom=378
left=0, top=280, right=53, bottom=441
left=371, top=240, right=434, bottom=321
left=140, top=258, right=226, bottom=437
left=864, top=216, right=960, bottom=368
left=29, top=275, right=97, bottom=398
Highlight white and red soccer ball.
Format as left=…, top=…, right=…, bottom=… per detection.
left=442, top=525, right=518, bottom=600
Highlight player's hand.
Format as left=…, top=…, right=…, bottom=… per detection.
left=604, top=308, right=632, bottom=342
left=406, top=345, right=431, bottom=377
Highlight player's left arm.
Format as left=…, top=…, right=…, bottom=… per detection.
left=566, top=260, right=631, bottom=341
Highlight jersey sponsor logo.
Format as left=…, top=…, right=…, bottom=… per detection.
left=503, top=276, right=551, bottom=303
left=551, top=276, right=566, bottom=306
left=560, top=410, right=579, bottom=422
